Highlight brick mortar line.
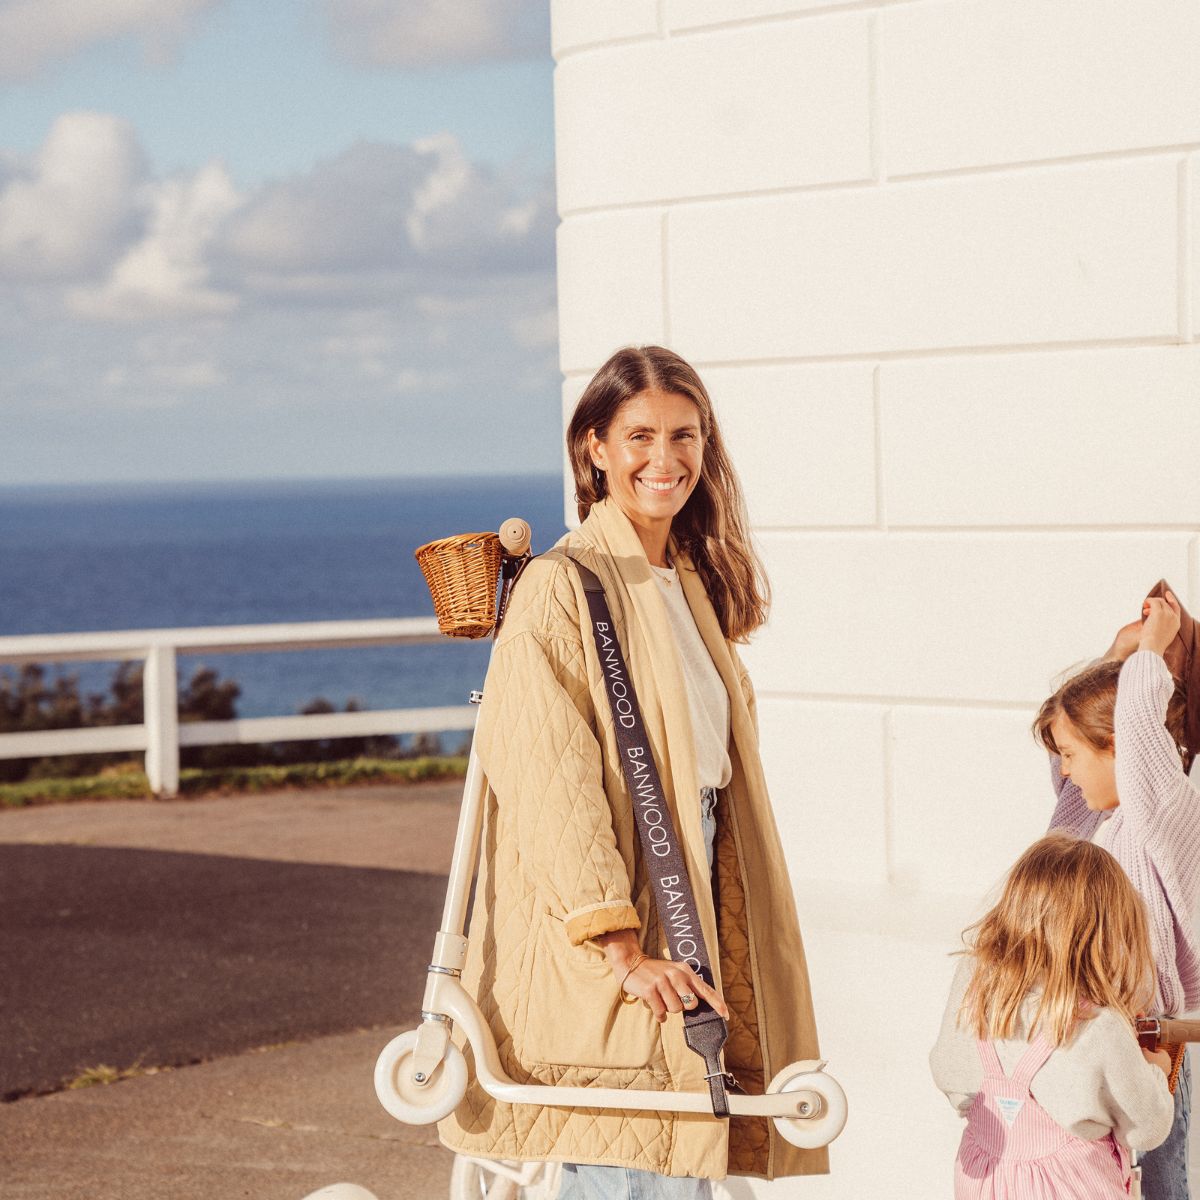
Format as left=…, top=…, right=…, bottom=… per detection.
left=756, top=692, right=1037, bottom=711
left=1180, top=156, right=1194, bottom=340
left=882, top=708, right=897, bottom=885
left=871, top=364, right=887, bottom=530
left=561, top=335, right=1189, bottom=378
left=557, top=145, right=1197, bottom=221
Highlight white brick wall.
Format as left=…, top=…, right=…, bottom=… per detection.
left=747, top=532, right=1192, bottom=701
left=556, top=211, right=664, bottom=372
left=881, top=348, right=1200, bottom=527
left=669, top=160, right=1180, bottom=360
left=555, top=19, right=872, bottom=213
left=706, top=363, right=878, bottom=527
left=1191, top=152, right=1200, bottom=337
left=552, top=3, right=1200, bottom=1194
left=882, top=0, right=1200, bottom=176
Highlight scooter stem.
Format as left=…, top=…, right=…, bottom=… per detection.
left=430, top=731, right=488, bottom=978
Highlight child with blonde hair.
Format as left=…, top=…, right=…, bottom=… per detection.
left=1034, top=591, right=1200, bottom=1199
left=931, top=834, right=1172, bottom=1197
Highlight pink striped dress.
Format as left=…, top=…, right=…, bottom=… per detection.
left=956, top=1036, right=1131, bottom=1199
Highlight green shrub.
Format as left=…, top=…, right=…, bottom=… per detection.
left=0, top=755, right=467, bottom=808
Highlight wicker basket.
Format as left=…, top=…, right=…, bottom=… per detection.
left=415, top=532, right=504, bottom=639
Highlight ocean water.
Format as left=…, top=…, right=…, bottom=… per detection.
left=0, top=475, right=568, bottom=724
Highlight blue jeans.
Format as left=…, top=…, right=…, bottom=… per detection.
left=1141, top=1052, right=1191, bottom=1200
left=557, top=1165, right=713, bottom=1199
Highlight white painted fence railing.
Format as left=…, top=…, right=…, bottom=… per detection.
left=0, top=619, right=476, bottom=797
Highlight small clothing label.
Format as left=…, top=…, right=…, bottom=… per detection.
left=996, top=1096, right=1024, bottom=1126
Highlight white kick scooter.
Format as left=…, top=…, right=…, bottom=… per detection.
left=306, top=519, right=848, bottom=1200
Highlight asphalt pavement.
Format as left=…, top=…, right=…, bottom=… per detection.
left=1, top=843, right=444, bottom=1099
left=0, top=784, right=464, bottom=1199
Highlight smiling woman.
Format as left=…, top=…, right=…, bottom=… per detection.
left=566, top=347, right=770, bottom=642
left=436, top=346, right=828, bottom=1193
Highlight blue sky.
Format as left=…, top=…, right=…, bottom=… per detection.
left=0, top=0, right=560, bottom=485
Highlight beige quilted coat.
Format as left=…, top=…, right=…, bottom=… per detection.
left=437, top=498, right=828, bottom=1181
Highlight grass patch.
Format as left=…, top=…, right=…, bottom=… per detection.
left=66, top=1060, right=162, bottom=1089
left=0, top=755, right=468, bottom=808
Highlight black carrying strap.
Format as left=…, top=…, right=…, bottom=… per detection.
left=568, top=556, right=735, bottom=1118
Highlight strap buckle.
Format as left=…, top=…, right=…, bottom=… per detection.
left=701, top=1057, right=739, bottom=1118
left=704, top=1068, right=741, bottom=1091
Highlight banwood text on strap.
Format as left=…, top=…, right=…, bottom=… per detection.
left=568, top=555, right=736, bottom=1119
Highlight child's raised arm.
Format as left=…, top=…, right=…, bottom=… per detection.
left=1114, top=595, right=1187, bottom=825
left=1046, top=753, right=1098, bottom=838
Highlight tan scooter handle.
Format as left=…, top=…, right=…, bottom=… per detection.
left=1137, top=1017, right=1200, bottom=1049
left=499, top=517, right=531, bottom=557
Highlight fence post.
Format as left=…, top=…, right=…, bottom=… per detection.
left=144, top=645, right=180, bottom=797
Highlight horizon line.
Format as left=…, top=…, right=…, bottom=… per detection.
left=0, top=469, right=566, bottom=493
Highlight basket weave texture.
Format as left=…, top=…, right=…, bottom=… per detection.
left=415, top=532, right=502, bottom=639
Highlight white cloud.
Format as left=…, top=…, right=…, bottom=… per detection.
left=0, top=118, right=552, bottom=320
left=393, top=366, right=455, bottom=394
left=0, top=0, right=222, bottom=82
left=0, top=114, right=557, bottom=444
left=406, top=133, right=473, bottom=252
left=219, top=133, right=555, bottom=288
left=0, top=112, right=145, bottom=280
left=69, top=161, right=242, bottom=320
left=103, top=358, right=226, bottom=398
left=324, top=0, right=548, bottom=68
left=511, top=306, right=558, bottom=350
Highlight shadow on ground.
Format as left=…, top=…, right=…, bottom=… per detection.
left=0, top=844, right=442, bottom=1099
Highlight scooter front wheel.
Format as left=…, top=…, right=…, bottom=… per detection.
left=299, top=1187, right=379, bottom=1200
left=765, top=1065, right=848, bottom=1149
left=374, top=1029, right=468, bottom=1125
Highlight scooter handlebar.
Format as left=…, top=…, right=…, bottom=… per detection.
left=1137, top=1017, right=1200, bottom=1049
left=499, top=517, right=531, bottom=557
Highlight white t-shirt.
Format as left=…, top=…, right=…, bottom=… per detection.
left=650, top=562, right=732, bottom=791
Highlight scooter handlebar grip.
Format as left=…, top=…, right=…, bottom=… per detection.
left=499, top=518, right=531, bottom=557
left=1155, top=1019, right=1200, bottom=1046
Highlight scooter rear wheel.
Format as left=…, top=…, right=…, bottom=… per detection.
left=765, top=1065, right=848, bottom=1149
left=449, top=1156, right=561, bottom=1200
left=374, top=1029, right=468, bottom=1125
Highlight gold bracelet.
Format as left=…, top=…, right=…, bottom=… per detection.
left=619, top=953, right=650, bottom=1004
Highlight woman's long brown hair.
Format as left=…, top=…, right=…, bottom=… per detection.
left=566, top=346, right=769, bottom=642
left=961, top=833, right=1155, bottom=1045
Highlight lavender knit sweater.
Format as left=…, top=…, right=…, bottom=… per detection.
left=1048, top=649, right=1200, bottom=1016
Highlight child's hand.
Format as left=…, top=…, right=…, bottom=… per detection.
left=1141, top=1046, right=1172, bottom=1077
left=1139, top=593, right=1182, bottom=657
left=1105, top=618, right=1144, bottom=662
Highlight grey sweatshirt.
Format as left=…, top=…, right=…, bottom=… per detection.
left=929, top=958, right=1174, bottom=1153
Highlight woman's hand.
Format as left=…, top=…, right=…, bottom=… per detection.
left=1142, top=1046, right=1173, bottom=1078
left=619, top=956, right=731, bottom=1023
left=1105, top=618, right=1144, bottom=662
left=1140, top=593, right=1182, bottom=657
left=596, top=929, right=730, bottom=1023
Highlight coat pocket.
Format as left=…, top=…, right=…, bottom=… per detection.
left=520, top=912, right=663, bottom=1071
